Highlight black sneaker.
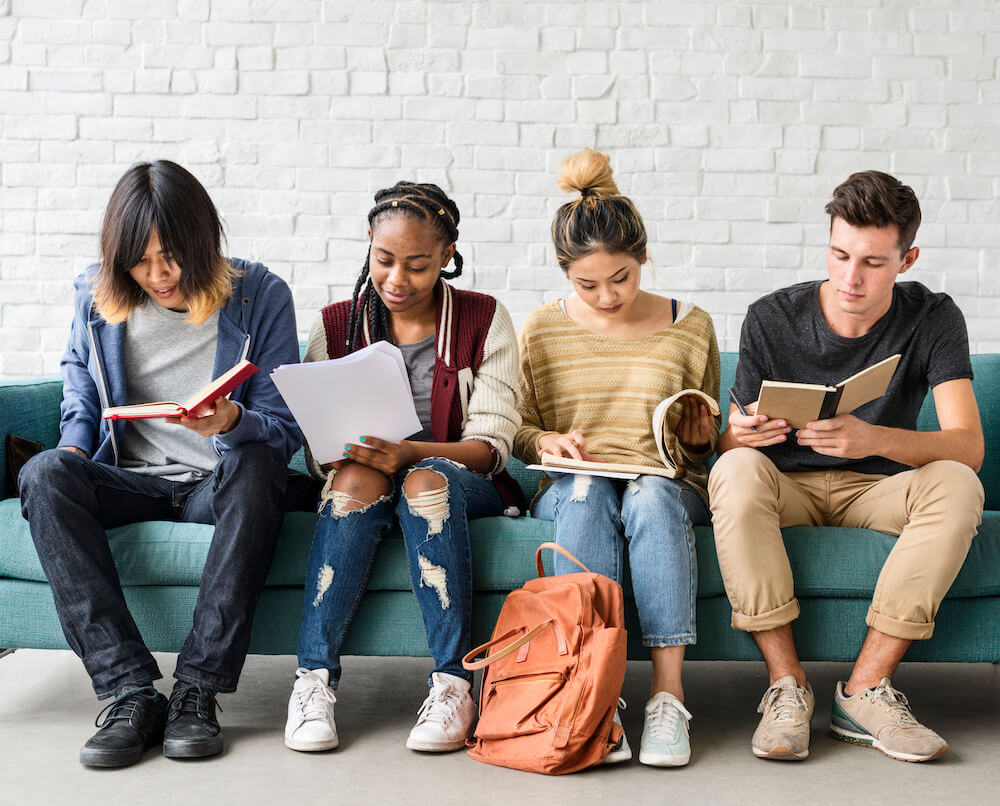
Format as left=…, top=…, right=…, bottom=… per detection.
left=79, top=684, right=167, bottom=768
left=162, top=681, right=224, bottom=759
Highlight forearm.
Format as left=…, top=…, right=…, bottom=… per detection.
left=868, top=425, right=984, bottom=472
left=404, top=439, right=495, bottom=474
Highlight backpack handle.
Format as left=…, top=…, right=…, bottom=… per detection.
left=461, top=621, right=552, bottom=671
left=536, top=541, right=591, bottom=577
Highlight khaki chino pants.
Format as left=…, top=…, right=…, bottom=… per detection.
left=709, top=448, right=984, bottom=641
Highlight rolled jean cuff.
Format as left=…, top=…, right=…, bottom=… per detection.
left=173, top=669, right=238, bottom=695
left=866, top=606, right=934, bottom=641
left=95, top=663, right=164, bottom=700
left=642, top=633, right=697, bottom=648
left=731, top=597, right=799, bottom=633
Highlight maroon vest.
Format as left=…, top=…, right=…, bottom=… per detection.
left=320, top=281, right=525, bottom=511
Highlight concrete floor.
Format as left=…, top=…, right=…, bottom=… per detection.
left=1, top=650, right=997, bottom=805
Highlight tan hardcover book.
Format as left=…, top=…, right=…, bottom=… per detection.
left=102, top=360, right=258, bottom=420
left=530, top=389, right=721, bottom=479
left=755, top=353, right=901, bottom=429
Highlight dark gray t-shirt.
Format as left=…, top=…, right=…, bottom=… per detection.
left=733, top=280, right=973, bottom=476
left=399, top=333, right=435, bottom=443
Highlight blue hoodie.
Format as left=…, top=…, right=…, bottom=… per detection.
left=58, top=257, right=302, bottom=465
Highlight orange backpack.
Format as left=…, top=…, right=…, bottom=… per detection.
left=461, top=542, right=627, bottom=775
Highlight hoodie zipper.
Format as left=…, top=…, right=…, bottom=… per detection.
left=87, top=319, right=119, bottom=465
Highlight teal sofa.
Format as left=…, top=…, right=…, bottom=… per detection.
left=2, top=354, right=998, bottom=663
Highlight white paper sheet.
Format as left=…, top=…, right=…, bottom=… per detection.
left=270, top=342, right=423, bottom=464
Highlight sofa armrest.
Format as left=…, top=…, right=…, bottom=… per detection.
left=0, top=376, right=63, bottom=499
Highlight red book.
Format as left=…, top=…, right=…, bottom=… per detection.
left=102, top=360, right=258, bottom=420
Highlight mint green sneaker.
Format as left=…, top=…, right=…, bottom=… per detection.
left=639, top=691, right=692, bottom=767
left=602, top=707, right=632, bottom=764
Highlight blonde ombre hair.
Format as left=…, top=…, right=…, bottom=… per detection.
left=551, top=148, right=648, bottom=271
left=93, top=161, right=239, bottom=325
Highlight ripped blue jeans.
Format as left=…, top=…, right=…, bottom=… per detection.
left=296, top=457, right=503, bottom=685
left=532, top=474, right=710, bottom=646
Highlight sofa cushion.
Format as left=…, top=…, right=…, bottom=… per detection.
left=3, top=498, right=998, bottom=600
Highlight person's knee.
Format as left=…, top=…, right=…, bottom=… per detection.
left=326, top=463, right=391, bottom=515
left=403, top=467, right=450, bottom=535
left=18, top=449, right=78, bottom=496
left=912, top=459, right=985, bottom=531
left=709, top=447, right=765, bottom=489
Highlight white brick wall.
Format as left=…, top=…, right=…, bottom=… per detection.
left=2, top=0, right=999, bottom=376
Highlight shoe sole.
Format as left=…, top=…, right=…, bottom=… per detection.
left=638, top=750, right=690, bottom=767
left=162, top=735, right=224, bottom=759
left=600, top=743, right=634, bottom=765
left=405, top=737, right=467, bottom=752
left=285, top=736, right=339, bottom=752
left=829, top=726, right=948, bottom=762
left=79, top=746, right=149, bottom=768
left=752, top=744, right=808, bottom=760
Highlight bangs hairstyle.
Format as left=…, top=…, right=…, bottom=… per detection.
left=551, top=148, right=647, bottom=272
left=93, top=160, right=238, bottom=324
left=825, top=170, right=922, bottom=254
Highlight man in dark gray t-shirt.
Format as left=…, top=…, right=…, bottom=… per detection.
left=710, top=171, right=985, bottom=765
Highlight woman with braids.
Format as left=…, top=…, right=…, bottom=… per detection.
left=285, top=181, right=523, bottom=753
left=513, top=149, right=720, bottom=768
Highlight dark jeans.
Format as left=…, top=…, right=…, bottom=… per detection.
left=19, top=443, right=289, bottom=698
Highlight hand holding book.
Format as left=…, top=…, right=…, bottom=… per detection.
left=529, top=389, right=721, bottom=480
left=537, top=429, right=605, bottom=463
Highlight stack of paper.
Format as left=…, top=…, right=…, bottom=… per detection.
left=270, top=342, right=422, bottom=464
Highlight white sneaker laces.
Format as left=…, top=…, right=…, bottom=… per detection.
left=415, top=683, right=463, bottom=726
left=758, top=681, right=808, bottom=723
left=293, top=668, right=336, bottom=722
left=870, top=679, right=918, bottom=725
left=646, top=695, right=692, bottom=742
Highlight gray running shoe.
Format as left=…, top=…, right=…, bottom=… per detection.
left=830, top=678, right=947, bottom=762
left=751, top=675, right=814, bottom=760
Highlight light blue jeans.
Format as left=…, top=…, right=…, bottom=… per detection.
left=532, top=474, right=710, bottom=646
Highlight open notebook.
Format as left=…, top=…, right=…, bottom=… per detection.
left=102, top=360, right=258, bottom=420
left=527, top=389, right=721, bottom=480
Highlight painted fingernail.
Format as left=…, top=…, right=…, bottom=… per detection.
left=342, top=452, right=349, bottom=458
left=359, top=436, right=367, bottom=442
left=344, top=444, right=351, bottom=451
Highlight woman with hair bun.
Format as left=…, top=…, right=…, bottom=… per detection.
left=285, top=181, right=523, bottom=755
left=513, top=149, right=721, bottom=768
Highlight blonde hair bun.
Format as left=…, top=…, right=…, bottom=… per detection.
left=556, top=148, right=619, bottom=200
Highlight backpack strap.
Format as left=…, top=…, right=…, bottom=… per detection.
left=536, top=541, right=591, bottom=577
left=462, top=622, right=552, bottom=671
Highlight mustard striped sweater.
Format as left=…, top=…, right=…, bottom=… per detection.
left=513, top=299, right=721, bottom=503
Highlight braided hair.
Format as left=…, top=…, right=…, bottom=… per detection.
left=347, top=181, right=464, bottom=352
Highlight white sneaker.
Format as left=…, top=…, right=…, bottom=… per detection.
left=284, top=668, right=338, bottom=752
left=639, top=691, right=692, bottom=767
left=405, top=672, right=477, bottom=752
left=602, top=705, right=633, bottom=764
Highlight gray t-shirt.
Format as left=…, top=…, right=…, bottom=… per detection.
left=733, top=280, right=973, bottom=476
left=398, top=333, right=435, bottom=443
left=119, top=300, right=221, bottom=482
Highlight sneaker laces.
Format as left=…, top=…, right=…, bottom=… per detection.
left=94, top=685, right=160, bottom=728
left=415, top=682, right=464, bottom=727
left=293, top=669, right=336, bottom=721
left=869, top=679, right=919, bottom=726
left=646, top=694, right=693, bottom=743
left=757, top=680, right=808, bottom=723
left=168, top=682, right=221, bottom=723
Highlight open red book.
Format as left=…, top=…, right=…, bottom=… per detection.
left=102, top=360, right=258, bottom=421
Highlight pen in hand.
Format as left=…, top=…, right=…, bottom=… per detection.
left=728, top=386, right=757, bottom=432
